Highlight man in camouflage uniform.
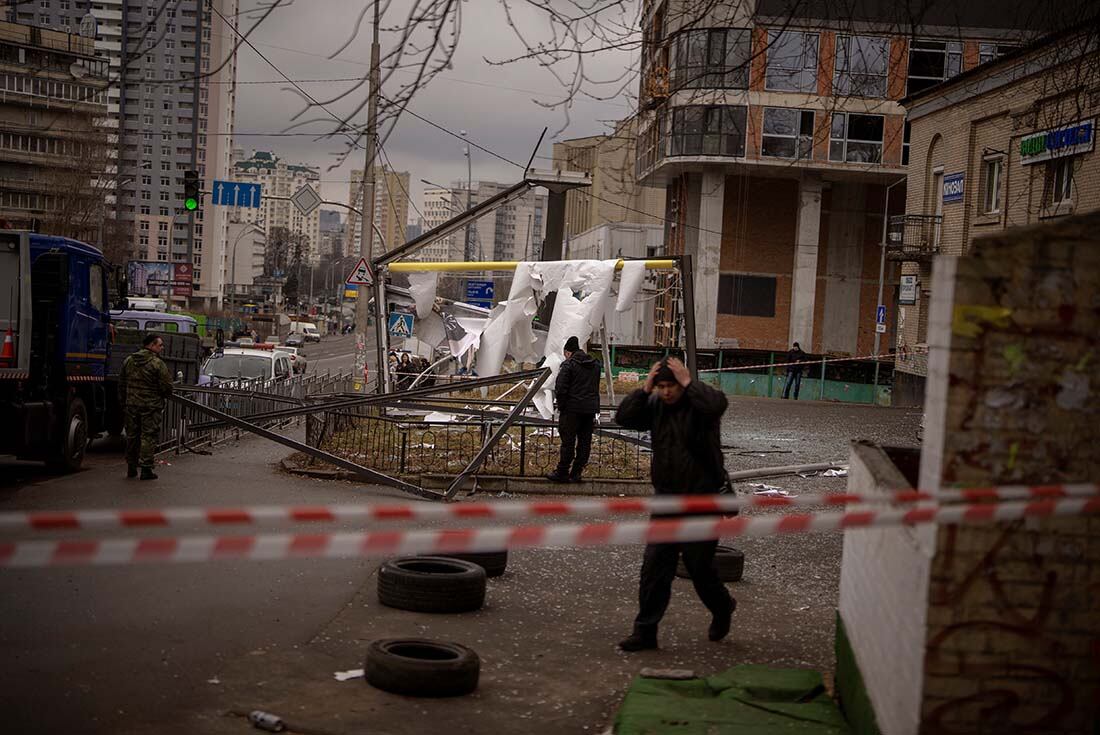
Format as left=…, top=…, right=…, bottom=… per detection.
left=120, top=333, right=174, bottom=480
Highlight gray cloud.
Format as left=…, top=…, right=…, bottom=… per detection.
left=231, top=0, right=638, bottom=221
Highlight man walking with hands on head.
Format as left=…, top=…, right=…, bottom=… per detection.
left=614, top=357, right=735, bottom=651
left=120, top=333, right=174, bottom=480
left=547, top=335, right=601, bottom=483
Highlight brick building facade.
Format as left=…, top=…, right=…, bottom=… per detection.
left=892, top=27, right=1100, bottom=405
left=634, top=1, right=1068, bottom=362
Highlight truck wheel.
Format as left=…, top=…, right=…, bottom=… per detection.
left=365, top=638, right=479, bottom=697
left=49, top=397, right=88, bottom=473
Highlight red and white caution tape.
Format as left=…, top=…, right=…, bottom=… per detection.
left=2, top=496, right=1097, bottom=568
left=698, top=351, right=900, bottom=374
left=1, top=484, right=1096, bottom=535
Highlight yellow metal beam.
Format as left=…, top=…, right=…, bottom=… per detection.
left=386, top=259, right=678, bottom=273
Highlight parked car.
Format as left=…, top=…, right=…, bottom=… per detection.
left=279, top=346, right=308, bottom=374
left=198, top=348, right=293, bottom=387
left=285, top=333, right=305, bottom=348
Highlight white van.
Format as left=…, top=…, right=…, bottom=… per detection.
left=290, top=321, right=321, bottom=343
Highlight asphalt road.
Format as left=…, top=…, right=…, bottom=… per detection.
left=301, top=331, right=378, bottom=377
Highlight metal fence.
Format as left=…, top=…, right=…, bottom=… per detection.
left=307, top=410, right=649, bottom=480
left=158, top=372, right=356, bottom=454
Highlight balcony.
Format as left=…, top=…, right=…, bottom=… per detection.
left=887, top=214, right=942, bottom=261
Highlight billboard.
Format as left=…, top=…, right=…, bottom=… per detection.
left=128, top=261, right=193, bottom=297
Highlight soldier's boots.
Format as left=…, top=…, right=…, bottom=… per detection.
left=127, top=465, right=138, bottom=478
left=139, top=468, right=158, bottom=481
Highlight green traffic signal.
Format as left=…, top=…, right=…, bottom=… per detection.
left=184, top=197, right=198, bottom=211
left=183, top=169, right=200, bottom=212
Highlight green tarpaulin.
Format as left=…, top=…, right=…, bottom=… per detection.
left=614, top=664, right=853, bottom=735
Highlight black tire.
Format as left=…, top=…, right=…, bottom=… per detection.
left=676, top=545, right=744, bottom=583
left=365, top=638, right=479, bottom=697
left=48, top=397, right=88, bottom=473
left=377, top=556, right=487, bottom=613
left=438, top=550, right=508, bottom=578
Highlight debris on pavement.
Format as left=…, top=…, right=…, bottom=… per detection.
left=248, top=710, right=286, bottom=732
left=333, top=668, right=364, bottom=682
left=748, top=483, right=796, bottom=498
left=822, top=468, right=848, bottom=477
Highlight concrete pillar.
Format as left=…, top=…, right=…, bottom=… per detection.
left=693, top=170, right=724, bottom=347
left=823, top=182, right=866, bottom=354
left=789, top=175, right=823, bottom=348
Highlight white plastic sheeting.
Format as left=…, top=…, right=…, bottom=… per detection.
left=407, top=272, right=439, bottom=319
left=616, top=260, right=647, bottom=312
left=473, top=259, right=619, bottom=418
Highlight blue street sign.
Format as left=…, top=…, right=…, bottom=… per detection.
left=212, top=180, right=262, bottom=208
left=876, top=305, right=887, bottom=324
left=466, top=279, right=494, bottom=309
left=942, top=172, right=964, bottom=203
left=387, top=312, right=414, bottom=339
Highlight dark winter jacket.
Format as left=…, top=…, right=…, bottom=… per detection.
left=120, top=348, right=174, bottom=411
left=554, top=350, right=601, bottom=414
left=615, top=380, right=728, bottom=494
left=787, top=346, right=807, bottom=375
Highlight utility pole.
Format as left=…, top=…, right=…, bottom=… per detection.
left=356, top=0, right=384, bottom=393
left=873, top=177, right=906, bottom=396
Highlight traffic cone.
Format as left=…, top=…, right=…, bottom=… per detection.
left=0, top=328, right=14, bottom=366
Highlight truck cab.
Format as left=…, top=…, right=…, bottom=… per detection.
left=0, top=231, right=112, bottom=470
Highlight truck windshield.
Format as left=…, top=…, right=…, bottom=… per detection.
left=202, top=354, right=270, bottom=380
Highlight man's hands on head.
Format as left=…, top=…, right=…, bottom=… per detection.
left=667, top=357, right=691, bottom=388
left=644, top=361, right=661, bottom=393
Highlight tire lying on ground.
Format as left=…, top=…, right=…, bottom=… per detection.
left=365, top=638, right=480, bottom=697
left=675, top=545, right=745, bottom=583
left=377, top=556, right=487, bottom=613
left=437, top=550, right=508, bottom=578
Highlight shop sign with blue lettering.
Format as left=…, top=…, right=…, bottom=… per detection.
left=1019, top=119, right=1095, bottom=165
left=942, top=172, right=964, bottom=203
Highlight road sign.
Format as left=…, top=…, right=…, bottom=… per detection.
left=290, top=184, right=322, bottom=216
left=900, top=275, right=918, bottom=304
left=345, top=257, right=373, bottom=286
left=465, top=279, right=494, bottom=308
left=876, top=305, right=887, bottom=324
left=388, top=312, right=414, bottom=339
left=212, top=180, right=262, bottom=208
left=876, top=323, right=887, bottom=334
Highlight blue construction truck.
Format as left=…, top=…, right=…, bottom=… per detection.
left=0, top=231, right=112, bottom=471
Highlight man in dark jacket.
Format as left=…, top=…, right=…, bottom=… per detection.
left=614, top=357, right=735, bottom=651
left=120, top=333, right=174, bottom=480
left=547, top=335, right=601, bottom=483
left=783, top=341, right=806, bottom=400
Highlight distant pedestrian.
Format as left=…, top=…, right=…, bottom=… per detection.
left=614, top=357, right=735, bottom=651
left=120, top=333, right=174, bottom=480
left=547, top=335, right=601, bottom=483
left=783, top=342, right=806, bottom=400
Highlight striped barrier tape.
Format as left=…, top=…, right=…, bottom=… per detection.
left=2, top=496, right=1097, bottom=568
left=697, top=351, right=903, bottom=374
left=2, top=484, right=1096, bottom=535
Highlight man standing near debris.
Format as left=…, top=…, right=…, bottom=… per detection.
left=547, top=335, right=601, bottom=483
left=120, top=333, right=174, bottom=480
left=783, top=342, right=806, bottom=400
left=614, top=357, right=735, bottom=651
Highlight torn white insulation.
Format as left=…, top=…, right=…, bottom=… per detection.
left=407, top=271, right=439, bottom=319
left=616, top=260, right=647, bottom=312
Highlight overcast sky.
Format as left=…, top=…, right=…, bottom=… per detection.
left=232, top=0, right=640, bottom=223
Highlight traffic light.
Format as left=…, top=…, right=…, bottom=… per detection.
left=183, top=170, right=200, bottom=211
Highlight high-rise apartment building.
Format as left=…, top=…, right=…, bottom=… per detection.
left=231, top=149, right=322, bottom=266
left=0, top=20, right=109, bottom=241
left=6, top=0, right=238, bottom=309
left=419, top=182, right=546, bottom=263
left=319, top=209, right=344, bottom=259
left=419, top=185, right=461, bottom=261
left=346, top=167, right=410, bottom=258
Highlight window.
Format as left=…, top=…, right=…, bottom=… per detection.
left=834, top=35, right=889, bottom=98
left=1048, top=157, right=1073, bottom=204
left=88, top=264, right=104, bottom=311
left=142, top=115, right=153, bottom=126
left=829, top=113, right=884, bottom=163
left=902, top=120, right=911, bottom=166
left=906, top=39, right=962, bottom=95
left=160, top=176, right=170, bottom=187
left=159, top=206, right=169, bottom=216
left=718, top=275, right=777, bottom=317
left=141, top=175, right=151, bottom=185
left=145, top=321, right=179, bottom=333
left=140, top=205, right=150, bottom=215
left=669, top=105, right=746, bottom=157
left=981, top=156, right=1002, bottom=213
left=979, top=43, right=1017, bottom=65
left=670, top=28, right=751, bottom=90
left=158, top=221, right=168, bottom=232
left=762, top=108, right=814, bottom=159
left=765, top=30, right=819, bottom=92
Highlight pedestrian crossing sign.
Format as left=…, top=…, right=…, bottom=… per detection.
left=345, top=257, right=374, bottom=286
left=388, top=312, right=414, bottom=339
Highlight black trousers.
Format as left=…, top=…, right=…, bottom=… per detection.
left=555, top=411, right=595, bottom=476
left=633, top=538, right=732, bottom=638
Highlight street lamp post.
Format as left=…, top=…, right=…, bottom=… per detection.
left=461, top=130, right=473, bottom=262
left=224, top=220, right=263, bottom=313
left=873, top=177, right=907, bottom=395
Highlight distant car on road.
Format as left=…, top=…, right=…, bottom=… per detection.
left=285, top=333, right=305, bottom=348
left=198, top=348, right=293, bottom=387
